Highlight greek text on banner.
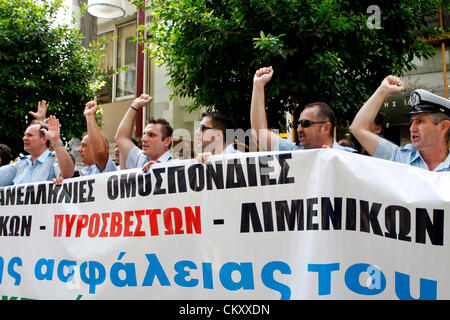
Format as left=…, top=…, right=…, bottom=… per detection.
left=0, top=149, right=448, bottom=300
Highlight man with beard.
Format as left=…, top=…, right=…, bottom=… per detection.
left=250, top=66, right=356, bottom=152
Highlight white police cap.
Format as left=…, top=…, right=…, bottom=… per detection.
left=408, top=89, right=450, bottom=117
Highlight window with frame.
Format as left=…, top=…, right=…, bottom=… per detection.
left=116, top=23, right=136, bottom=99
left=97, top=31, right=114, bottom=104
left=96, top=21, right=137, bottom=104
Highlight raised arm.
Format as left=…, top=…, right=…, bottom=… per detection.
left=84, top=96, right=109, bottom=172
left=29, top=100, right=48, bottom=122
left=251, top=66, right=280, bottom=151
left=42, top=115, right=74, bottom=178
left=350, top=75, right=404, bottom=155
left=115, top=94, right=153, bottom=162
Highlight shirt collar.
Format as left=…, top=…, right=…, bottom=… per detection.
left=331, top=140, right=341, bottom=149
left=81, top=164, right=96, bottom=175
left=28, top=149, right=51, bottom=165
left=223, top=144, right=236, bottom=153
left=434, top=149, right=450, bottom=171
left=404, top=144, right=450, bottom=170
left=155, top=150, right=172, bottom=163
left=404, top=144, right=423, bottom=164
left=331, top=140, right=357, bottom=152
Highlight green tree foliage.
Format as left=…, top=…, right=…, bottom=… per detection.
left=0, top=0, right=103, bottom=158
left=134, top=0, right=440, bottom=130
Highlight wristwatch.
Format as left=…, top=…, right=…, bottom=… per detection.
left=52, top=140, right=64, bottom=148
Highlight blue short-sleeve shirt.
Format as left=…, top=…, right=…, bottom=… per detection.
left=80, top=156, right=118, bottom=176
left=274, top=136, right=357, bottom=153
left=126, top=146, right=172, bottom=168
left=374, top=138, right=450, bottom=172
left=0, top=149, right=60, bottom=186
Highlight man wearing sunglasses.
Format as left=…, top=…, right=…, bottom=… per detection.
left=251, top=66, right=355, bottom=152
left=350, top=75, right=450, bottom=171
left=196, top=111, right=240, bottom=155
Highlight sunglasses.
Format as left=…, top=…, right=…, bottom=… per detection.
left=199, top=123, right=219, bottom=132
left=297, top=119, right=327, bottom=128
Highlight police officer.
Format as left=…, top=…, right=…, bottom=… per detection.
left=350, top=75, right=450, bottom=171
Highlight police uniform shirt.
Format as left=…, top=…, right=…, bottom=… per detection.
left=80, top=156, right=118, bottom=176
left=274, top=136, right=357, bottom=153
left=0, top=149, right=60, bottom=186
left=126, top=145, right=172, bottom=168
left=374, top=137, right=450, bottom=172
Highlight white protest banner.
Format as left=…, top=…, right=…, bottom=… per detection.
left=0, top=149, right=449, bottom=300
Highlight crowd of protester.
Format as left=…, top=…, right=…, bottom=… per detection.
left=1, top=67, right=449, bottom=187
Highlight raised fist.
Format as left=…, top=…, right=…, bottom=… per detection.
left=380, top=75, right=404, bottom=94
left=131, top=94, right=154, bottom=110
left=253, top=66, right=274, bottom=87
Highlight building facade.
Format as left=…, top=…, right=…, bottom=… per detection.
left=75, top=2, right=450, bottom=155
left=80, top=1, right=204, bottom=160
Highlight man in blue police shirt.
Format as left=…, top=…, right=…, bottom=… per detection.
left=53, top=97, right=118, bottom=185
left=251, top=66, right=356, bottom=153
left=115, top=94, right=173, bottom=169
left=192, top=111, right=242, bottom=165
left=77, top=97, right=117, bottom=176
left=350, top=75, right=450, bottom=172
left=0, top=116, right=74, bottom=186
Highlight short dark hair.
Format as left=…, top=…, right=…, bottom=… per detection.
left=39, top=123, right=51, bottom=148
left=303, top=102, right=336, bottom=137
left=0, top=144, right=11, bottom=166
left=374, top=113, right=385, bottom=127
left=147, top=118, right=173, bottom=139
left=201, top=111, right=235, bottom=142
left=147, top=118, right=173, bottom=147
